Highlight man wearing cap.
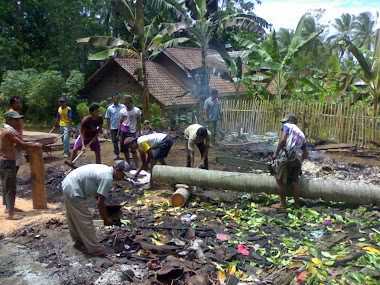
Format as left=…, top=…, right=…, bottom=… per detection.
left=105, top=94, right=125, bottom=160
left=184, top=124, right=211, bottom=169
left=124, top=133, right=173, bottom=187
left=272, top=114, right=309, bottom=209
left=8, top=96, right=24, bottom=171
left=61, top=161, right=129, bottom=256
left=50, top=97, right=73, bottom=158
left=1, top=111, right=42, bottom=220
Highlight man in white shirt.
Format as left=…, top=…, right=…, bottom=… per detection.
left=117, top=95, right=141, bottom=168
left=61, top=161, right=129, bottom=256
left=105, top=94, right=125, bottom=160
left=124, top=133, right=173, bottom=187
left=184, top=124, right=211, bottom=169
left=272, top=114, right=309, bottom=209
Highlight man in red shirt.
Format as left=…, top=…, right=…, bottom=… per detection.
left=71, top=104, right=104, bottom=164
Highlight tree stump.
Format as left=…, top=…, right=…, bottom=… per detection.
left=28, top=148, right=47, bottom=209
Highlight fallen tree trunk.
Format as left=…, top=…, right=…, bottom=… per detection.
left=152, top=166, right=380, bottom=205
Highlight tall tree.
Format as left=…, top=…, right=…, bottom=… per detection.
left=327, top=13, right=357, bottom=59
left=158, top=0, right=269, bottom=99
left=353, top=11, right=376, bottom=50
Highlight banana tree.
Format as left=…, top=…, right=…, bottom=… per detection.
left=237, top=15, right=323, bottom=99
left=342, top=28, right=380, bottom=141
left=77, top=0, right=185, bottom=119
left=157, top=0, right=269, bottom=100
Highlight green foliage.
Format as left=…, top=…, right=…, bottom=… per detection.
left=0, top=68, right=85, bottom=124
left=148, top=103, right=165, bottom=128
left=76, top=102, right=89, bottom=119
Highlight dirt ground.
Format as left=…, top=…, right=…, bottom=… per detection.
left=0, top=131, right=379, bottom=284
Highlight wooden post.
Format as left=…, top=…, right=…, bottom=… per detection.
left=28, top=148, right=47, bottom=209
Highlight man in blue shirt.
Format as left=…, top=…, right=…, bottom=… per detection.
left=105, top=94, right=125, bottom=160
left=204, top=89, right=222, bottom=145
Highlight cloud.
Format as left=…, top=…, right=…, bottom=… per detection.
left=254, top=0, right=380, bottom=32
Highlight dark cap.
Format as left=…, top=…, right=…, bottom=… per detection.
left=280, top=114, right=298, bottom=124
left=58, top=97, right=66, bottom=102
left=114, top=160, right=131, bottom=175
left=4, top=111, right=23, bottom=119
left=124, top=137, right=136, bottom=146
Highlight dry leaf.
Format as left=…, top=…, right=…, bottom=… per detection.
left=227, top=264, right=236, bottom=275
left=311, top=258, right=322, bottom=266
left=151, top=238, right=165, bottom=246
left=290, top=261, right=303, bottom=268
left=217, top=270, right=226, bottom=282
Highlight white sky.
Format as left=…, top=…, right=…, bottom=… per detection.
left=254, top=0, right=380, bottom=34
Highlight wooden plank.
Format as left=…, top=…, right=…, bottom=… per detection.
left=314, top=143, right=356, bottom=150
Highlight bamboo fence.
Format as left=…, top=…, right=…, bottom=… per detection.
left=196, top=99, right=380, bottom=149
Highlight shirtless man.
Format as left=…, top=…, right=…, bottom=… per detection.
left=0, top=111, right=42, bottom=219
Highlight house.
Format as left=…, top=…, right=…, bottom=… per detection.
left=78, top=47, right=252, bottom=111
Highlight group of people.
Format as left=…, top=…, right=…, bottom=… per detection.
left=1, top=89, right=309, bottom=256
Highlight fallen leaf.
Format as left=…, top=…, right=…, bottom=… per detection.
left=151, top=238, right=165, bottom=246
left=227, top=264, right=236, bottom=275
left=154, top=220, right=163, bottom=226
left=363, top=246, right=380, bottom=253
left=290, top=261, right=303, bottom=268
left=216, top=233, right=230, bottom=241
left=311, top=258, right=322, bottom=266
left=217, top=270, right=226, bottom=282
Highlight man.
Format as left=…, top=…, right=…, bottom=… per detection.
left=71, top=104, right=103, bottom=164
left=1, top=111, right=42, bottom=220
left=61, top=160, right=129, bottom=256
left=50, top=97, right=73, bottom=158
left=204, top=89, right=222, bottom=145
left=272, top=114, right=309, bottom=209
left=9, top=96, right=24, bottom=170
left=184, top=124, right=211, bottom=169
left=124, top=133, right=173, bottom=187
left=117, top=95, right=141, bottom=168
left=105, top=94, right=125, bottom=160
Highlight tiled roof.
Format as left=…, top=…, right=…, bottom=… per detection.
left=115, top=58, right=198, bottom=107
left=165, top=47, right=248, bottom=95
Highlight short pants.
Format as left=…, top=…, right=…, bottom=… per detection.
left=120, top=131, right=136, bottom=153
left=152, top=135, right=173, bottom=160
left=73, top=136, right=101, bottom=152
left=275, top=157, right=302, bottom=183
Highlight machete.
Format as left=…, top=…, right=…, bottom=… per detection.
left=216, top=156, right=276, bottom=174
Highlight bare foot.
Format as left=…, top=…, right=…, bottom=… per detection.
left=7, top=214, right=24, bottom=220
left=5, top=208, right=24, bottom=214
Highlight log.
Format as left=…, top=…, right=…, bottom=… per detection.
left=314, top=143, right=356, bottom=150
left=171, top=184, right=192, bottom=207
left=153, top=166, right=380, bottom=205
left=28, top=148, right=47, bottom=209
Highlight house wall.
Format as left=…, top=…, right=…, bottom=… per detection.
left=86, top=64, right=144, bottom=103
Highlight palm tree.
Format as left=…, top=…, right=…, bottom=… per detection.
left=327, top=13, right=357, bottom=59
left=158, top=0, right=269, bottom=99
left=353, top=12, right=376, bottom=50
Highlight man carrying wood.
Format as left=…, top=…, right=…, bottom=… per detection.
left=50, top=97, right=73, bottom=158
left=184, top=124, right=211, bottom=169
left=71, top=104, right=103, bottom=164
left=61, top=160, right=129, bottom=256
left=124, top=133, right=173, bottom=187
left=0, top=111, right=42, bottom=220
left=272, top=114, right=309, bottom=209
